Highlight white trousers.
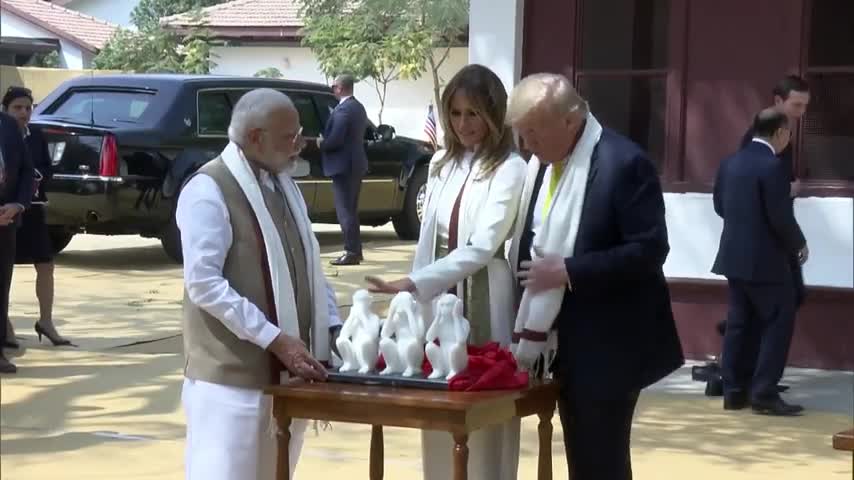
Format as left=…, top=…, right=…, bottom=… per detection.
left=182, top=378, right=308, bottom=480
left=421, top=418, right=521, bottom=480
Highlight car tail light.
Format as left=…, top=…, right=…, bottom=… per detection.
left=99, top=134, right=119, bottom=177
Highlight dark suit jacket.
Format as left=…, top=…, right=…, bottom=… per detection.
left=518, top=128, right=684, bottom=398
left=712, top=141, right=806, bottom=283
left=320, top=97, right=368, bottom=177
left=25, top=127, right=52, bottom=203
left=0, top=112, right=34, bottom=217
left=741, top=126, right=794, bottom=181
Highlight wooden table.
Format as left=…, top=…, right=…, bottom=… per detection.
left=832, top=428, right=854, bottom=452
left=264, top=380, right=560, bottom=480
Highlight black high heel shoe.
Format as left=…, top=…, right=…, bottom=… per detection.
left=34, top=323, right=73, bottom=346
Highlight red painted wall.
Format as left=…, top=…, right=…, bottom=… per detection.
left=519, top=0, right=854, bottom=371
left=681, top=0, right=804, bottom=184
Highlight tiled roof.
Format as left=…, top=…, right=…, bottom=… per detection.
left=161, top=0, right=304, bottom=28
left=0, top=0, right=118, bottom=51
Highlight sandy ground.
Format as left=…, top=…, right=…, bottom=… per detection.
left=1, top=228, right=851, bottom=479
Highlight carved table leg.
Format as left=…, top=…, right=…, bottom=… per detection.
left=452, top=432, right=469, bottom=480
left=276, top=414, right=292, bottom=480
left=370, top=425, right=384, bottom=480
left=538, top=409, right=555, bottom=480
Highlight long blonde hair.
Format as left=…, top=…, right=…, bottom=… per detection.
left=432, top=64, right=514, bottom=180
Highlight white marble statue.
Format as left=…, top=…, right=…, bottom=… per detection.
left=379, top=292, right=426, bottom=377
left=336, top=289, right=381, bottom=373
left=424, top=294, right=470, bottom=380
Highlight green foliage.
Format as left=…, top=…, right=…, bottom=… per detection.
left=94, top=0, right=225, bottom=74
left=254, top=67, right=285, bottom=78
left=26, top=50, right=61, bottom=68
left=131, top=0, right=227, bottom=30
left=301, top=0, right=468, bottom=123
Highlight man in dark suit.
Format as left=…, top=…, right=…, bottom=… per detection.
left=740, top=75, right=810, bottom=306
left=713, top=108, right=808, bottom=416
left=0, top=110, right=34, bottom=373
left=318, top=74, right=369, bottom=266
left=508, top=73, right=684, bottom=480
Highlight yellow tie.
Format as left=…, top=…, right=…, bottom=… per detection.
left=542, top=161, right=565, bottom=218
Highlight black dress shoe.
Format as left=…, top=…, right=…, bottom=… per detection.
left=777, top=384, right=790, bottom=393
left=330, top=253, right=362, bottom=266
left=724, top=392, right=749, bottom=410
left=706, top=376, right=724, bottom=397
left=751, top=397, right=804, bottom=416
left=0, top=354, right=17, bottom=374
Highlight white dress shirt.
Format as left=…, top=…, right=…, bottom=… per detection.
left=435, top=151, right=474, bottom=244
left=530, top=156, right=569, bottom=257
left=176, top=170, right=341, bottom=351
left=529, top=156, right=573, bottom=290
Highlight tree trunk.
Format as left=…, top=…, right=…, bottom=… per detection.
left=371, top=79, right=385, bottom=124
left=429, top=45, right=452, bottom=118
left=428, top=53, right=441, bottom=116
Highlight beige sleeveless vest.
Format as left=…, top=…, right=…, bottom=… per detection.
left=182, top=158, right=312, bottom=389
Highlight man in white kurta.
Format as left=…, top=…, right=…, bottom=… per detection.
left=178, top=89, right=341, bottom=480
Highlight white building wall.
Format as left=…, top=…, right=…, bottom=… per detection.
left=467, top=1, right=854, bottom=290
left=210, top=45, right=468, bottom=141
left=64, top=0, right=140, bottom=27
left=0, top=10, right=92, bottom=68
left=468, top=0, right=525, bottom=89
left=663, top=194, right=853, bottom=288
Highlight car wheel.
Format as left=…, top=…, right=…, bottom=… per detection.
left=393, top=164, right=427, bottom=240
left=48, top=227, right=75, bottom=256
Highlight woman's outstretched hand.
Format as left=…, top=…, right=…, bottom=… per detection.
left=365, top=275, right=416, bottom=295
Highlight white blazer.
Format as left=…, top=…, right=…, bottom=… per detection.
left=410, top=149, right=527, bottom=345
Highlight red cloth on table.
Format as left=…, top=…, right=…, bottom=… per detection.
left=375, top=342, right=529, bottom=391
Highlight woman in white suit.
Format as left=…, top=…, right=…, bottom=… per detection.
left=366, top=64, right=527, bottom=480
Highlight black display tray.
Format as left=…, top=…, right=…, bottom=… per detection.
left=327, top=368, right=450, bottom=390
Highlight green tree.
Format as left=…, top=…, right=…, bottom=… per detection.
left=94, top=0, right=225, bottom=74
left=131, top=0, right=227, bottom=30
left=415, top=0, right=469, bottom=114
left=301, top=0, right=466, bottom=124
left=26, top=51, right=61, bottom=68
left=254, top=67, right=284, bottom=78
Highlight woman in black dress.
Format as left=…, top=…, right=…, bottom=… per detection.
left=2, top=87, right=70, bottom=347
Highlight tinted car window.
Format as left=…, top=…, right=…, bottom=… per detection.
left=197, top=90, right=233, bottom=135
left=48, top=90, right=154, bottom=125
left=288, top=92, right=323, bottom=137
left=314, top=93, right=338, bottom=127
left=313, top=93, right=375, bottom=140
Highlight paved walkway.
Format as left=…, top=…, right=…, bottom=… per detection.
left=2, top=231, right=851, bottom=479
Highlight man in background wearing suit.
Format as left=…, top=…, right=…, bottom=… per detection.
left=507, top=73, right=684, bottom=480
left=318, top=74, right=369, bottom=266
left=713, top=109, right=808, bottom=416
left=740, top=75, right=810, bottom=306
left=0, top=110, right=34, bottom=373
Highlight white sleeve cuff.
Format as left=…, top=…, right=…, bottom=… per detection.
left=409, top=272, right=440, bottom=302
left=256, top=322, right=282, bottom=350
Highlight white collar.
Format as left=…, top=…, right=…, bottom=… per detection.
left=751, top=138, right=776, bottom=154
left=338, top=95, right=352, bottom=105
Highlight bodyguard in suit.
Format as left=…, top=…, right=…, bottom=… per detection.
left=0, top=110, right=34, bottom=373
left=740, top=75, right=810, bottom=307
left=318, top=74, right=369, bottom=266
left=507, top=73, right=684, bottom=480
left=713, top=108, right=808, bottom=416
